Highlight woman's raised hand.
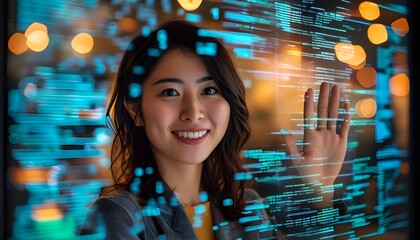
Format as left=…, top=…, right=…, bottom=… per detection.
left=281, top=82, right=351, bottom=188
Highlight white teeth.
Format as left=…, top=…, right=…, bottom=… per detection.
left=176, top=131, right=207, bottom=139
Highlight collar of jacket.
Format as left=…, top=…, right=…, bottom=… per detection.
left=150, top=179, right=263, bottom=240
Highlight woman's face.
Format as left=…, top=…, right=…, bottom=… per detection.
left=129, top=49, right=230, bottom=168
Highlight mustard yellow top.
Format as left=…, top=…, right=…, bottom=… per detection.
left=183, top=201, right=216, bottom=240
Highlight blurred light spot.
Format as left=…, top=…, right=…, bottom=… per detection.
left=185, top=13, right=201, bottom=22
left=393, top=51, right=408, bottom=70
left=348, top=59, right=366, bottom=70
left=367, top=24, right=388, bottom=44
left=347, top=45, right=366, bottom=66
left=133, top=65, right=144, bottom=75
left=359, top=1, right=380, bottom=20
left=23, top=83, right=38, bottom=98
left=129, top=83, right=142, bottom=98
left=357, top=66, right=376, bottom=88
left=390, top=73, right=409, bottom=96
left=135, top=167, right=144, bottom=177
left=114, top=11, right=123, bottom=19
left=177, top=8, right=185, bottom=16
left=199, top=191, right=209, bottom=202
left=334, top=42, right=354, bottom=63
left=9, top=167, right=50, bottom=184
left=25, top=22, right=48, bottom=38
left=391, top=18, right=409, bottom=37
left=348, top=141, right=359, bottom=149
left=196, top=42, right=217, bottom=56
left=355, top=98, right=376, bottom=118
left=131, top=177, right=141, bottom=194
left=335, top=42, right=367, bottom=68
left=234, top=172, right=253, bottom=180
left=26, top=30, right=49, bottom=52
left=170, top=195, right=180, bottom=206
left=108, top=22, right=118, bottom=35
left=87, top=164, right=98, bottom=174
left=400, top=162, right=409, bottom=175
left=71, top=33, right=94, bottom=54
left=31, top=202, right=63, bottom=222
left=223, top=198, right=233, bottom=206
left=158, top=196, right=166, bottom=204
left=157, top=29, right=168, bottom=50
left=95, top=130, right=112, bottom=145
left=145, top=166, right=154, bottom=175
left=118, top=17, right=138, bottom=33
left=211, top=7, right=220, bottom=20
left=177, top=0, right=202, bottom=11
left=243, top=79, right=252, bottom=89
left=100, top=158, right=111, bottom=167
left=194, top=204, right=206, bottom=214
left=142, top=26, right=151, bottom=37
left=148, top=48, right=161, bottom=57
left=8, top=33, right=29, bottom=55
left=234, top=48, right=252, bottom=59
left=156, top=181, right=164, bottom=194
left=9, top=133, right=18, bottom=144
left=162, top=0, right=172, bottom=13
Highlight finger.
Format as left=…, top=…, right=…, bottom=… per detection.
left=327, top=85, right=340, bottom=130
left=304, top=88, right=315, bottom=130
left=317, top=82, right=329, bottom=130
left=339, top=102, right=351, bottom=139
left=280, top=129, right=301, bottom=162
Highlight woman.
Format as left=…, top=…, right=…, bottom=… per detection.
left=80, top=19, right=351, bottom=239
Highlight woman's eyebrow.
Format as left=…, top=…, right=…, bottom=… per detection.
left=153, top=76, right=214, bottom=85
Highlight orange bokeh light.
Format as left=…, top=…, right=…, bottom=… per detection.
left=31, top=202, right=64, bottom=222
left=355, top=98, right=377, bottom=118
left=26, top=30, right=49, bottom=52
left=71, top=33, right=94, bottom=54
left=367, top=23, right=388, bottom=45
left=8, top=32, right=29, bottom=55
left=334, top=42, right=354, bottom=63
left=347, top=45, right=366, bottom=66
left=357, top=66, right=377, bottom=88
left=25, top=22, right=48, bottom=38
left=390, top=73, right=410, bottom=96
left=391, top=18, right=409, bottom=37
left=9, top=166, right=50, bottom=184
left=359, top=1, right=380, bottom=20
left=118, top=17, right=138, bottom=33
left=177, top=0, right=203, bottom=11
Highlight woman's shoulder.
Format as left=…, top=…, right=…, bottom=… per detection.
left=79, top=188, right=145, bottom=238
left=94, top=188, right=143, bottom=214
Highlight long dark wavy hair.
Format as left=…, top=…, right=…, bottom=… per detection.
left=105, top=19, right=251, bottom=219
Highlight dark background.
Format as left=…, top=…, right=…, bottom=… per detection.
left=1, top=0, right=8, bottom=238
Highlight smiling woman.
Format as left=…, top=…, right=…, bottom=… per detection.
left=125, top=49, right=231, bottom=191
left=79, top=19, right=350, bottom=240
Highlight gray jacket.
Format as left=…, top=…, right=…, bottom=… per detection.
left=79, top=186, right=285, bottom=240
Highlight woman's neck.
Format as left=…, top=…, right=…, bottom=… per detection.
left=159, top=162, right=204, bottom=206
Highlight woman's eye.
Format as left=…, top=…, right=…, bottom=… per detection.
left=203, top=87, right=218, bottom=95
left=161, top=89, right=179, bottom=96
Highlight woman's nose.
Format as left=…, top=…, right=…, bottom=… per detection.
left=180, top=94, right=205, bottom=121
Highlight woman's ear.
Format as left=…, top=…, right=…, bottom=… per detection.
left=124, top=99, right=144, bottom=126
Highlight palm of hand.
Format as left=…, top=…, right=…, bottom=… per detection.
left=282, top=82, right=351, bottom=187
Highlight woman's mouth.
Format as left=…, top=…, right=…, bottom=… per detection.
left=172, top=130, right=209, bottom=144
left=174, top=130, right=208, bottom=139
